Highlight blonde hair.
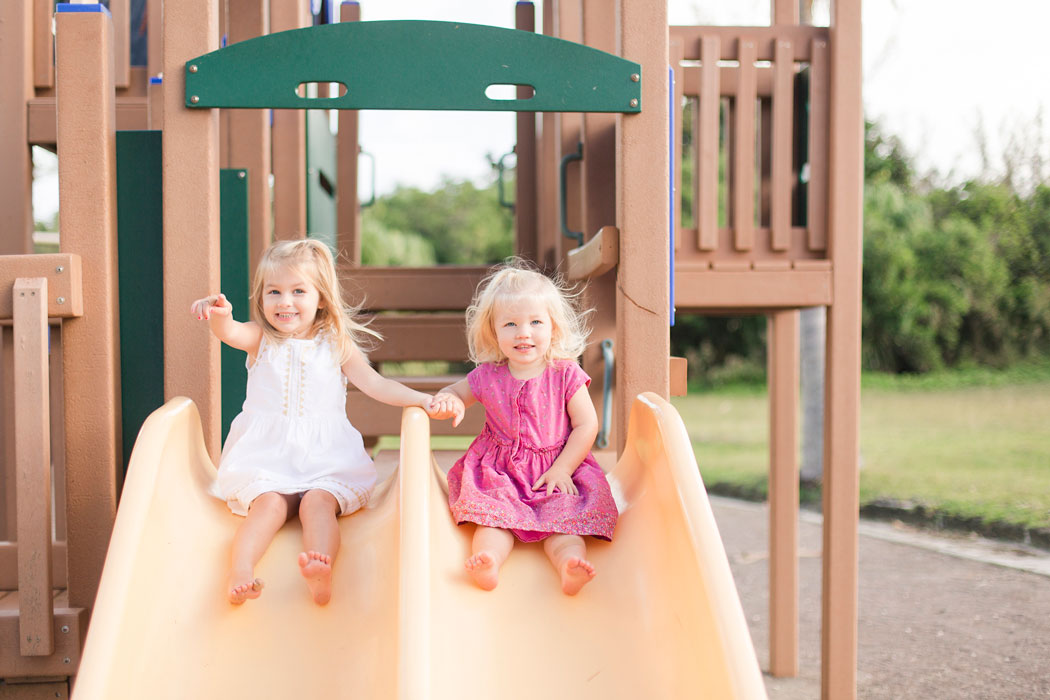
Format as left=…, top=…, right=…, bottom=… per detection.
left=466, top=259, right=591, bottom=365
left=250, top=239, right=379, bottom=364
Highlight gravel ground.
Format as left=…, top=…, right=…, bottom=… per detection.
left=711, top=497, right=1050, bottom=699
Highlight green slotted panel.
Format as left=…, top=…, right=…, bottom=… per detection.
left=306, top=109, right=337, bottom=251
left=220, top=169, right=250, bottom=442
left=185, top=20, right=641, bottom=113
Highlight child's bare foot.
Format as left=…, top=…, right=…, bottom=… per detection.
left=298, top=550, right=333, bottom=605
left=559, top=556, right=595, bottom=595
left=228, top=576, right=264, bottom=604
left=465, top=551, right=500, bottom=591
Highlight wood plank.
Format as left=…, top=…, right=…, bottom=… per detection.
left=807, top=37, right=829, bottom=251
left=697, top=35, right=720, bottom=251
left=270, top=0, right=310, bottom=240
left=669, top=356, right=688, bottom=397
left=671, top=37, right=684, bottom=252
left=346, top=266, right=488, bottom=312
left=670, top=25, right=827, bottom=61
left=0, top=607, right=85, bottom=678
left=566, top=226, right=618, bottom=280
left=0, top=543, right=67, bottom=591
left=768, top=310, right=800, bottom=677
left=33, top=0, right=54, bottom=88
left=14, top=278, right=53, bottom=656
left=362, top=314, right=468, bottom=363
left=347, top=394, right=485, bottom=437
left=0, top=255, right=83, bottom=319
left=28, top=97, right=150, bottom=146
left=732, top=38, right=757, bottom=252
left=0, top=680, right=69, bottom=698
left=682, top=65, right=776, bottom=99
left=111, top=0, right=130, bottom=88
left=674, top=269, right=832, bottom=309
left=2, top=326, right=14, bottom=541
left=0, top=0, right=34, bottom=254
left=337, top=1, right=362, bottom=264
left=771, top=39, right=794, bottom=251
left=514, top=0, right=539, bottom=262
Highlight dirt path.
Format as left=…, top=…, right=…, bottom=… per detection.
left=711, top=497, right=1050, bottom=699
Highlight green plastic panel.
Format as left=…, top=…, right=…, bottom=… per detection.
left=220, top=169, right=250, bottom=443
left=116, top=130, right=165, bottom=475
left=185, top=20, right=641, bottom=113
left=306, top=110, right=337, bottom=251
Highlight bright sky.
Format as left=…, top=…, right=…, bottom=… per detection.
left=32, top=0, right=1050, bottom=220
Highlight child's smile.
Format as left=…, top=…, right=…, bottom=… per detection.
left=493, top=298, right=552, bottom=377
left=262, top=266, right=324, bottom=338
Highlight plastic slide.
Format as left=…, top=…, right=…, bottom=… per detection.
left=73, top=394, right=766, bottom=699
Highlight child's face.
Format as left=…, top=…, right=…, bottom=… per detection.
left=261, top=265, right=324, bottom=338
left=493, top=296, right=552, bottom=374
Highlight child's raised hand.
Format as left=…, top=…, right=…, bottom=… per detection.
left=190, top=294, right=232, bottom=321
left=428, top=392, right=465, bottom=427
left=532, top=467, right=578, bottom=497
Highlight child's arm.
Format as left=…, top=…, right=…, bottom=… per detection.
left=342, top=345, right=435, bottom=412
left=532, top=384, right=600, bottom=496
left=190, top=293, right=262, bottom=355
left=429, top=377, right=476, bottom=427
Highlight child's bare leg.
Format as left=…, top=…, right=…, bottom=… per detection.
left=543, top=534, right=595, bottom=595
left=228, top=492, right=297, bottom=604
left=298, top=489, right=340, bottom=605
left=466, top=526, right=514, bottom=591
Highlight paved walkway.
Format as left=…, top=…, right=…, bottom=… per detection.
left=710, top=497, right=1050, bottom=699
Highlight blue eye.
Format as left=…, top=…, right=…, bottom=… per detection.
left=531, top=319, right=542, bottom=325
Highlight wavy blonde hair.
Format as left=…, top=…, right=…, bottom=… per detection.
left=250, top=239, right=379, bottom=365
left=466, top=259, right=591, bottom=365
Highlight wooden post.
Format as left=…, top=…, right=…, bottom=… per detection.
left=580, top=0, right=618, bottom=448
left=514, top=2, right=539, bottom=263
left=336, top=1, right=362, bottom=263
left=55, top=4, right=123, bottom=612
left=0, top=0, right=34, bottom=254
left=111, top=0, right=131, bottom=88
left=768, top=310, right=800, bottom=677
left=164, top=0, right=221, bottom=457
left=270, top=0, right=310, bottom=240
left=14, top=277, right=53, bottom=656
left=615, top=0, right=669, bottom=453
left=34, top=0, right=55, bottom=88
left=536, top=1, right=559, bottom=270
left=822, top=0, right=864, bottom=696
left=224, top=0, right=272, bottom=272
left=556, top=0, right=583, bottom=269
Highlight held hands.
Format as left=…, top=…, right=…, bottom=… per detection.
left=190, top=293, right=232, bottom=321
left=428, top=391, right=465, bottom=427
left=532, top=466, right=578, bottom=496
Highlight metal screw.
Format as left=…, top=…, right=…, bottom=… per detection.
left=63, top=657, right=71, bottom=664
left=57, top=297, right=66, bottom=305
left=189, top=64, right=198, bottom=73
left=238, top=171, right=246, bottom=179
left=629, top=98, right=639, bottom=108
left=56, top=266, right=64, bottom=273
left=190, top=95, right=200, bottom=104
left=630, top=73, right=639, bottom=82
left=61, top=625, right=70, bottom=633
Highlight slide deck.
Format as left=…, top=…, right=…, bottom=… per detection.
left=73, top=394, right=766, bottom=699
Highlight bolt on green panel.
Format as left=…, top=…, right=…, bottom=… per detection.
left=185, top=20, right=641, bottom=113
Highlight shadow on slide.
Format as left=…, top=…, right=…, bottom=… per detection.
left=74, top=394, right=765, bottom=699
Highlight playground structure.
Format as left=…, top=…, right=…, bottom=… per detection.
left=0, top=1, right=862, bottom=698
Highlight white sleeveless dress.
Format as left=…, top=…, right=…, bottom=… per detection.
left=212, top=333, right=375, bottom=516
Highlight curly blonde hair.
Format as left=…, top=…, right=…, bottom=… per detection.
left=250, top=239, right=378, bottom=364
left=466, top=259, right=591, bottom=365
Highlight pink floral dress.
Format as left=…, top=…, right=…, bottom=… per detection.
left=446, top=361, right=618, bottom=542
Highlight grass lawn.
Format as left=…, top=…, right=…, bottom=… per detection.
left=671, top=366, right=1050, bottom=533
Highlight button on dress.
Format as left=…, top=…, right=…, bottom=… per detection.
left=212, top=334, right=375, bottom=516
left=447, top=361, right=618, bottom=542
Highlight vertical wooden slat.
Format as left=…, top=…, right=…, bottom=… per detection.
left=616, top=0, right=669, bottom=452
left=34, top=0, right=54, bottom=88
left=556, top=0, right=584, bottom=267
left=0, top=0, right=34, bottom=254
left=1, top=329, right=14, bottom=539
left=337, top=1, right=361, bottom=263
left=771, top=39, right=794, bottom=251
left=773, top=0, right=801, bottom=25
left=732, top=38, right=757, bottom=252
left=822, top=0, right=864, bottom=695
left=162, top=0, right=221, bottom=457
left=807, top=37, right=829, bottom=251
left=696, top=35, right=720, bottom=251
left=56, top=3, right=122, bottom=613
left=147, top=0, right=163, bottom=78
left=14, top=277, right=53, bottom=656
left=768, top=310, right=799, bottom=677
left=148, top=75, right=164, bottom=129
left=270, top=0, right=310, bottom=240
left=515, top=1, right=539, bottom=263
left=536, top=0, right=558, bottom=269
left=226, top=0, right=272, bottom=272
left=48, top=324, right=66, bottom=549
left=111, top=0, right=130, bottom=88
left=670, top=37, right=684, bottom=251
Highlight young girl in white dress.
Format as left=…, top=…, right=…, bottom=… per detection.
left=191, top=239, right=437, bottom=605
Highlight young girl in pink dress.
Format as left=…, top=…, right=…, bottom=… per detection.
left=430, top=262, right=618, bottom=595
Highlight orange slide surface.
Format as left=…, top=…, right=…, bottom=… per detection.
left=73, top=394, right=766, bottom=699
